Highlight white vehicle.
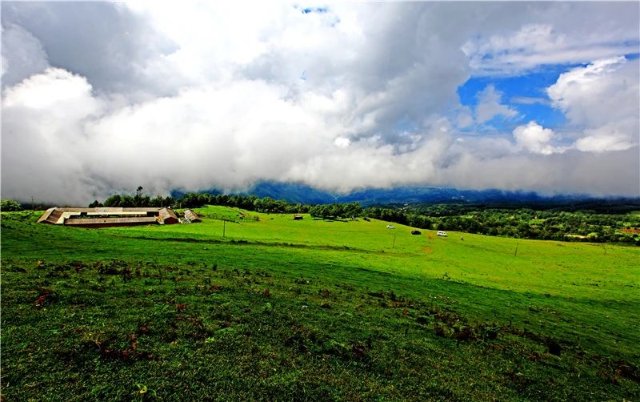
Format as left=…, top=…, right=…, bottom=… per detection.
left=386, top=225, right=396, bottom=229
left=437, top=231, right=448, bottom=237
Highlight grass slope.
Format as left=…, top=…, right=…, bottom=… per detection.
left=1, top=207, right=639, bottom=400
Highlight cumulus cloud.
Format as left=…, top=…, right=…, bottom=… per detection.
left=513, top=121, right=562, bottom=155
left=548, top=57, right=631, bottom=125
left=1, top=2, right=639, bottom=203
left=2, top=69, right=102, bottom=203
left=575, top=127, right=637, bottom=153
left=475, top=85, right=518, bottom=124
left=1, top=68, right=457, bottom=202
left=1, top=2, right=178, bottom=98
left=547, top=57, right=639, bottom=153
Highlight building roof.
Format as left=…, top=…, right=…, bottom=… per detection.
left=37, top=207, right=177, bottom=227
left=56, top=207, right=160, bottom=213
left=184, top=209, right=201, bottom=222
left=37, top=208, right=63, bottom=224
left=157, top=208, right=179, bottom=224
left=65, top=216, right=158, bottom=226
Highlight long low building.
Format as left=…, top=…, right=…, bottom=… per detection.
left=37, top=207, right=179, bottom=227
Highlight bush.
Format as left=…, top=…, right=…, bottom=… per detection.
left=1, top=199, right=23, bottom=211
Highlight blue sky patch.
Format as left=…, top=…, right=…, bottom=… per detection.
left=625, top=52, right=640, bottom=61
left=301, top=6, right=328, bottom=14
left=457, top=65, right=578, bottom=131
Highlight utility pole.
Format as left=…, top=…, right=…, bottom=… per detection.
left=223, top=220, right=226, bottom=238
left=392, top=233, right=396, bottom=249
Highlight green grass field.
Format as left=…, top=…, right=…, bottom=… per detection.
left=2, top=206, right=639, bottom=400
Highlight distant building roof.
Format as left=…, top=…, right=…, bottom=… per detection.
left=184, top=209, right=201, bottom=222
left=37, top=207, right=63, bottom=224
left=37, top=207, right=176, bottom=227
left=157, top=208, right=179, bottom=224
left=65, top=216, right=158, bottom=226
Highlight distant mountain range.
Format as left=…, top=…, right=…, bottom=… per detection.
left=177, top=181, right=640, bottom=208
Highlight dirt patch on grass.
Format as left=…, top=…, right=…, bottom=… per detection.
left=423, top=246, right=433, bottom=254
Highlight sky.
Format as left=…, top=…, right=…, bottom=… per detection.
left=1, top=1, right=639, bottom=204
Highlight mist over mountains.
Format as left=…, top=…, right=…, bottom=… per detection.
left=173, top=181, right=640, bottom=208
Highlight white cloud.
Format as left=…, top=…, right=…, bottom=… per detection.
left=3, top=68, right=101, bottom=115
left=464, top=13, right=640, bottom=76
left=1, top=69, right=102, bottom=203
left=510, top=96, right=549, bottom=106
left=463, top=24, right=566, bottom=71
left=547, top=57, right=637, bottom=127
left=547, top=57, right=639, bottom=153
left=513, top=121, right=562, bottom=155
left=437, top=148, right=639, bottom=197
left=1, top=2, right=639, bottom=203
left=475, top=85, right=518, bottom=124
left=334, top=137, right=351, bottom=148
left=0, top=67, right=456, bottom=202
left=575, top=127, right=637, bottom=153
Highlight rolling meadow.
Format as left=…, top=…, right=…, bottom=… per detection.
left=1, top=206, right=639, bottom=400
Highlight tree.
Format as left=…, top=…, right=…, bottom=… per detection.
left=120, top=195, right=135, bottom=207
left=1, top=199, right=22, bottom=211
left=88, top=200, right=103, bottom=208
left=178, top=193, right=210, bottom=208
left=104, top=194, right=123, bottom=207
left=133, top=186, right=151, bottom=207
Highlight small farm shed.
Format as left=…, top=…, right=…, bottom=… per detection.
left=184, top=209, right=201, bottom=222
left=411, top=230, right=421, bottom=235
left=157, top=208, right=179, bottom=224
left=293, top=214, right=303, bottom=220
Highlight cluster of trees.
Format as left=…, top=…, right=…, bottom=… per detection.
left=90, top=187, right=174, bottom=208
left=91, top=189, right=309, bottom=214
left=365, top=207, right=432, bottom=228
left=87, top=189, right=639, bottom=244
left=308, top=203, right=363, bottom=220
left=178, top=193, right=309, bottom=213
left=368, top=204, right=640, bottom=244
left=1, top=199, right=23, bottom=211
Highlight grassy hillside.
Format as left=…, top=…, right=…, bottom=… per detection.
left=2, top=206, right=639, bottom=400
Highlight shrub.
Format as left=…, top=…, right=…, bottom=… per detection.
left=1, top=199, right=23, bottom=211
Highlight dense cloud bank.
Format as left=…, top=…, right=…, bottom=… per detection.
left=2, top=2, right=639, bottom=204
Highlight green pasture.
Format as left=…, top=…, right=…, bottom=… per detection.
left=106, top=206, right=639, bottom=300
left=1, top=207, right=639, bottom=400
